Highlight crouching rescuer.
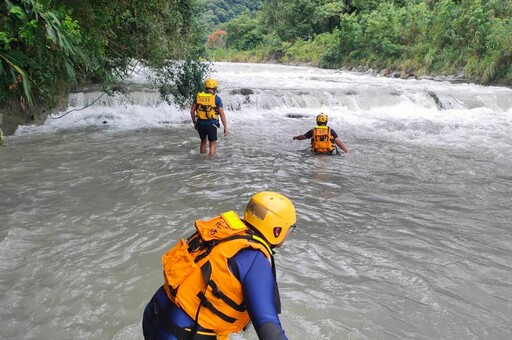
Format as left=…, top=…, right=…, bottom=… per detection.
left=142, top=191, right=297, bottom=339
left=293, top=113, right=349, bottom=154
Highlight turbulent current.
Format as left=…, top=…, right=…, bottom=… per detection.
left=1, top=62, right=511, bottom=340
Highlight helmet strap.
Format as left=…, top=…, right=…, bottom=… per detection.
left=243, top=220, right=274, bottom=251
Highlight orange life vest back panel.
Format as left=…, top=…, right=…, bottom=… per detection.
left=162, top=211, right=272, bottom=336
left=311, top=126, right=334, bottom=153
left=195, top=92, right=218, bottom=120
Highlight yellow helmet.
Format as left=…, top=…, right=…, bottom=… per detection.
left=244, top=191, right=296, bottom=246
left=204, top=78, right=218, bottom=89
left=316, top=113, right=328, bottom=125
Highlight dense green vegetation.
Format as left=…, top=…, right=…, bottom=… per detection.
left=199, top=0, right=264, bottom=34
left=1, top=0, right=207, bottom=113
left=207, top=0, right=512, bottom=84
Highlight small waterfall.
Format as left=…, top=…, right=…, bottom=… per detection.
left=219, top=84, right=512, bottom=112
left=66, top=79, right=512, bottom=114
left=68, top=84, right=162, bottom=108
left=46, top=62, right=512, bottom=133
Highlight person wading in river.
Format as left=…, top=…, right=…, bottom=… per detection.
left=292, top=113, right=349, bottom=155
left=142, top=191, right=297, bottom=340
left=190, top=78, right=228, bottom=155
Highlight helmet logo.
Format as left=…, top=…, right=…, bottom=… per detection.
left=273, top=227, right=282, bottom=238
left=316, top=113, right=328, bottom=124
left=246, top=200, right=268, bottom=220
left=205, top=78, right=218, bottom=89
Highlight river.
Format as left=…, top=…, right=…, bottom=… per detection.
left=1, top=62, right=511, bottom=339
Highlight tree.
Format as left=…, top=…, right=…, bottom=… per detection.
left=207, top=29, right=227, bottom=49
left=224, top=13, right=264, bottom=50
left=260, top=0, right=317, bottom=42
left=1, top=0, right=83, bottom=107
left=313, top=1, right=347, bottom=33
left=1, top=0, right=209, bottom=111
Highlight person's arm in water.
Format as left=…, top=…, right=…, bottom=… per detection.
left=215, top=96, right=228, bottom=136
left=293, top=129, right=313, bottom=141
left=334, top=137, right=349, bottom=153
left=330, top=129, right=350, bottom=153
left=218, top=107, right=228, bottom=136
left=233, top=249, right=288, bottom=340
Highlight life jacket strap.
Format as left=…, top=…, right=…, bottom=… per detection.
left=150, top=296, right=217, bottom=340
left=197, top=260, right=244, bottom=323
left=186, top=231, right=277, bottom=332
left=192, top=233, right=272, bottom=265
left=270, top=255, right=282, bottom=314
left=209, top=280, right=246, bottom=312
left=197, top=291, right=237, bottom=323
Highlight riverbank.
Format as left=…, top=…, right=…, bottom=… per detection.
left=347, top=63, right=512, bottom=88
left=0, top=98, right=46, bottom=136
left=0, top=91, right=70, bottom=137
left=208, top=47, right=512, bottom=89
left=257, top=57, right=512, bottom=88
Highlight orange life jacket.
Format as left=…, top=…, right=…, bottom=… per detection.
left=195, top=92, right=218, bottom=120
left=311, top=126, right=335, bottom=154
left=162, top=211, right=273, bottom=337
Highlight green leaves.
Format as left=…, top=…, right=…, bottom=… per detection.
left=214, top=0, right=512, bottom=84
left=7, top=4, right=25, bottom=20
left=0, top=50, right=32, bottom=105
left=223, top=13, right=263, bottom=50
left=1, top=0, right=210, bottom=109
left=150, top=59, right=211, bottom=108
left=1, top=0, right=85, bottom=107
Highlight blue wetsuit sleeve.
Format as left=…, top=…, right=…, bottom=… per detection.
left=215, top=96, right=223, bottom=108
left=233, top=249, right=287, bottom=340
left=304, top=129, right=314, bottom=139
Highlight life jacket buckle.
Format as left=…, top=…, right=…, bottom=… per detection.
left=211, top=286, right=221, bottom=298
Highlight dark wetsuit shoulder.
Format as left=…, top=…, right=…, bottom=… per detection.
left=304, top=129, right=314, bottom=139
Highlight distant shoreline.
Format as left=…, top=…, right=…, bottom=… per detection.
left=259, top=59, right=512, bottom=89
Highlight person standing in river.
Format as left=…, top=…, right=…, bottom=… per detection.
left=292, top=113, right=349, bottom=155
left=142, top=191, right=297, bottom=340
left=190, top=78, right=228, bottom=155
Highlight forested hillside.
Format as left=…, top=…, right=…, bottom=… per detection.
left=200, top=0, right=264, bottom=30
left=207, top=0, right=512, bottom=85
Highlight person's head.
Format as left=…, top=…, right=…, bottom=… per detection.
left=244, top=191, right=296, bottom=248
left=204, top=78, right=218, bottom=92
left=316, top=113, right=328, bottom=126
